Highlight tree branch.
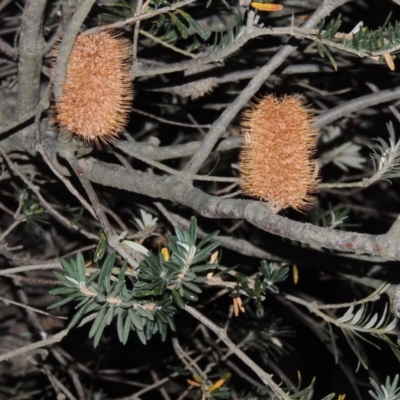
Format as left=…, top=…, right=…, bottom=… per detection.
left=17, top=0, right=47, bottom=115
left=185, top=305, right=291, bottom=399
left=79, top=158, right=398, bottom=260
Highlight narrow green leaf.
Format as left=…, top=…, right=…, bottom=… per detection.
left=93, top=316, right=108, bottom=348
left=342, top=330, right=368, bottom=369
left=155, top=310, right=168, bottom=324
left=106, top=304, right=115, bottom=325
left=160, top=323, right=167, bottom=341
left=172, top=289, right=186, bottom=309
left=52, top=271, right=76, bottom=287
left=60, top=259, right=77, bottom=281
left=94, top=232, right=108, bottom=262
left=321, top=45, right=338, bottom=71
left=49, top=287, right=79, bottom=296
left=76, top=253, right=86, bottom=282
left=136, top=328, right=147, bottom=345
left=47, top=292, right=82, bottom=310
left=68, top=301, right=94, bottom=329
left=317, top=42, right=325, bottom=58
left=117, top=309, right=125, bottom=343
left=89, top=305, right=108, bottom=339
left=188, top=216, right=197, bottom=245
left=123, top=314, right=131, bottom=344
left=110, top=280, right=126, bottom=298
left=253, top=274, right=261, bottom=297
left=118, top=260, right=128, bottom=280
left=98, top=253, right=116, bottom=292
left=129, top=309, right=144, bottom=331
left=176, top=9, right=210, bottom=41
left=328, top=323, right=339, bottom=364
left=136, top=306, right=154, bottom=320
left=213, top=265, right=238, bottom=278
left=98, top=13, right=125, bottom=23
left=168, top=13, right=188, bottom=39
left=145, top=319, right=154, bottom=339
left=181, top=281, right=202, bottom=294
left=256, top=301, right=264, bottom=318
left=166, top=315, right=176, bottom=331
left=181, top=289, right=198, bottom=301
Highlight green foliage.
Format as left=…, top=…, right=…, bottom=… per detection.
left=48, top=217, right=293, bottom=350
left=17, top=189, right=49, bottom=233
left=49, top=217, right=221, bottom=347
left=97, top=0, right=134, bottom=23
left=317, top=14, right=342, bottom=70
left=98, top=0, right=213, bottom=51
left=370, top=121, right=400, bottom=182
left=313, top=205, right=349, bottom=229
left=369, top=375, right=400, bottom=400
left=328, top=300, right=399, bottom=368
left=315, top=13, right=400, bottom=69
left=211, top=8, right=243, bottom=50
left=346, top=13, right=398, bottom=54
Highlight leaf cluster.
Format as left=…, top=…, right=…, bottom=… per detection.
left=370, top=121, right=400, bottom=182
left=98, top=0, right=212, bottom=52
left=369, top=375, right=400, bottom=400
left=48, top=218, right=220, bottom=347
left=233, top=261, right=289, bottom=317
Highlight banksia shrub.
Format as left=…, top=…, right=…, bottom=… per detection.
left=240, top=95, right=320, bottom=212
left=53, top=31, right=133, bottom=146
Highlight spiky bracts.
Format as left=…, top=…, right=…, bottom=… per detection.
left=53, top=31, right=133, bottom=146
left=240, top=95, right=320, bottom=213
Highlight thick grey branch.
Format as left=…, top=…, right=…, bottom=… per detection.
left=79, top=158, right=397, bottom=260
left=17, top=0, right=47, bottom=115
left=318, top=85, right=400, bottom=128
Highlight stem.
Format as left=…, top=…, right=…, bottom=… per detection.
left=185, top=305, right=291, bottom=400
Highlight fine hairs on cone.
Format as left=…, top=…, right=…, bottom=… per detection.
left=53, top=31, right=133, bottom=147
left=240, top=95, right=320, bottom=213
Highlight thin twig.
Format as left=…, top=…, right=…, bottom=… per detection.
left=0, top=314, right=96, bottom=363
left=0, top=147, right=98, bottom=240
left=131, top=107, right=211, bottom=128
left=114, top=136, right=240, bottom=161
left=59, top=150, right=141, bottom=267
left=139, top=29, right=197, bottom=58
left=85, top=0, right=198, bottom=35
left=185, top=305, right=291, bottom=400
left=115, top=145, right=238, bottom=182
left=317, top=85, right=400, bottom=128
left=0, top=262, right=62, bottom=276
left=132, top=0, right=143, bottom=63
left=0, top=295, right=67, bottom=319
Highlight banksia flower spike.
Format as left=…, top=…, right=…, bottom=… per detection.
left=53, top=31, right=133, bottom=147
left=240, top=95, right=320, bottom=213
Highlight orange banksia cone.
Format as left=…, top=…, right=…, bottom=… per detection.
left=240, top=95, right=320, bottom=212
left=53, top=31, right=133, bottom=146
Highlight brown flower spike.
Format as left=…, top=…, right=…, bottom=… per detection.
left=240, top=95, right=320, bottom=212
left=53, top=31, right=133, bottom=146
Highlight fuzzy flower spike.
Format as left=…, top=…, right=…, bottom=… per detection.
left=53, top=31, right=133, bottom=147
left=240, top=95, right=320, bottom=213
